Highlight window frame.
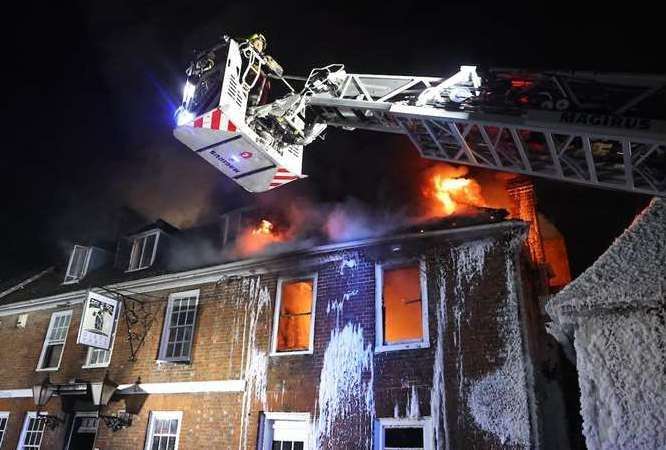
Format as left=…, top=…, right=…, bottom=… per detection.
left=259, top=412, right=311, bottom=450
left=374, top=417, right=433, bottom=450
left=374, top=258, right=429, bottom=353
left=0, top=411, right=8, bottom=448
left=157, top=289, right=200, bottom=363
left=36, top=310, right=73, bottom=372
left=270, top=274, right=318, bottom=357
left=144, top=411, right=182, bottom=450
left=127, top=230, right=160, bottom=272
left=17, top=411, right=47, bottom=450
left=63, top=245, right=92, bottom=284
left=64, top=411, right=99, bottom=450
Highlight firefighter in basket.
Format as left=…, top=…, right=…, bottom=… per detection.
left=244, top=33, right=284, bottom=106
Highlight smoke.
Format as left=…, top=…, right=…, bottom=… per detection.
left=324, top=198, right=410, bottom=242
left=163, top=161, right=520, bottom=269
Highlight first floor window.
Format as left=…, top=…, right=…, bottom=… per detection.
left=260, top=413, right=310, bottom=450
left=0, top=412, right=8, bottom=447
left=85, top=346, right=111, bottom=367
left=376, top=418, right=433, bottom=450
left=145, top=411, right=182, bottom=450
left=37, top=310, right=72, bottom=370
left=18, top=412, right=46, bottom=450
left=158, top=290, right=199, bottom=362
left=271, top=276, right=316, bottom=355
left=375, top=260, right=429, bottom=352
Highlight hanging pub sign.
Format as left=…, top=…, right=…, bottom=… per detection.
left=77, top=291, right=120, bottom=350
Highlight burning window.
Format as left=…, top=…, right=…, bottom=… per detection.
left=376, top=261, right=428, bottom=350
left=273, top=277, right=316, bottom=354
left=128, top=231, right=160, bottom=271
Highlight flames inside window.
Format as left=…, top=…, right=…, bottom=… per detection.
left=382, top=265, right=423, bottom=345
left=276, top=279, right=314, bottom=352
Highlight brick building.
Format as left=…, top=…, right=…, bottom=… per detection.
left=0, top=210, right=564, bottom=449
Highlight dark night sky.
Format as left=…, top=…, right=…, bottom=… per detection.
left=1, top=1, right=659, bottom=280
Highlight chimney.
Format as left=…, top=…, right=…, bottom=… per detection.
left=506, top=176, right=545, bottom=264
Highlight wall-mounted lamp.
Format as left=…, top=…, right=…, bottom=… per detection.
left=31, top=377, right=63, bottom=429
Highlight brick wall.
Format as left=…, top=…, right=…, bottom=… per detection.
left=0, top=222, right=541, bottom=449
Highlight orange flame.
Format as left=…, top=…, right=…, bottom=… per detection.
left=236, top=219, right=285, bottom=257
left=422, top=164, right=487, bottom=217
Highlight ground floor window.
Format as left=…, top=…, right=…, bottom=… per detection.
left=65, top=413, right=98, bottom=450
left=17, top=412, right=46, bottom=450
left=145, top=411, right=182, bottom=450
left=375, top=417, right=433, bottom=450
left=260, top=413, right=310, bottom=450
left=0, top=412, right=8, bottom=447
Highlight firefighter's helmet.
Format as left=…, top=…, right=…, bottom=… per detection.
left=248, top=33, right=267, bottom=52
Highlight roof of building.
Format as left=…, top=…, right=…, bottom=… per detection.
left=547, top=197, right=666, bottom=323
left=0, top=208, right=520, bottom=310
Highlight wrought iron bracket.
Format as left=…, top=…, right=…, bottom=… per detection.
left=100, top=412, right=133, bottom=432
left=100, top=287, right=156, bottom=362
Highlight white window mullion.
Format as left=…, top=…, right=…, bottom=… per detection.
left=0, top=411, right=8, bottom=448
left=18, top=412, right=47, bottom=450
left=145, top=411, right=182, bottom=450
left=159, top=290, right=199, bottom=362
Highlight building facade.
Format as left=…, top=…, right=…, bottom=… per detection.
left=0, top=216, right=550, bottom=449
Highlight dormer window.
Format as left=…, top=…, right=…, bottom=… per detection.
left=128, top=230, right=160, bottom=271
left=64, top=245, right=92, bottom=284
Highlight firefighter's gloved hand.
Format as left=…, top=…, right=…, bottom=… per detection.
left=264, top=55, right=284, bottom=78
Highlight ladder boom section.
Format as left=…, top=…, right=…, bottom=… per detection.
left=309, top=72, right=666, bottom=197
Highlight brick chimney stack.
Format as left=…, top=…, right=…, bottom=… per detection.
left=506, top=176, right=545, bottom=265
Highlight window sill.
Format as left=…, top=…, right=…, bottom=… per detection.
left=35, top=367, right=59, bottom=372
left=270, top=349, right=313, bottom=357
left=82, top=363, right=110, bottom=370
left=125, top=266, right=151, bottom=273
left=62, top=279, right=81, bottom=285
left=375, top=341, right=430, bottom=353
left=155, top=359, right=191, bottom=365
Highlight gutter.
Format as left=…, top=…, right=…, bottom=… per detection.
left=0, top=221, right=523, bottom=317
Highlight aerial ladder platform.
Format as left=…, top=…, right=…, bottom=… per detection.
left=173, top=35, right=666, bottom=196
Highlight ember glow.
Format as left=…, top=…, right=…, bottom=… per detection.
left=235, top=219, right=286, bottom=257
left=422, top=164, right=487, bottom=217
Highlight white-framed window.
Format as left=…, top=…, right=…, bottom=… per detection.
left=17, top=412, right=46, bottom=450
left=64, top=412, right=98, bottom=450
left=127, top=231, right=160, bottom=272
left=270, top=275, right=317, bottom=356
left=144, top=411, right=182, bottom=450
left=259, top=412, right=311, bottom=450
left=36, top=310, right=72, bottom=371
left=375, top=258, right=429, bottom=352
left=158, top=290, right=200, bottom=362
left=63, top=245, right=92, bottom=284
left=375, top=417, right=433, bottom=450
left=0, top=411, right=8, bottom=448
